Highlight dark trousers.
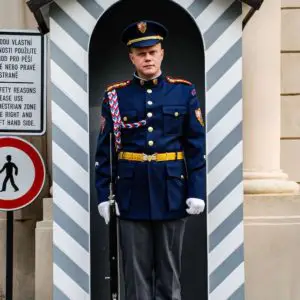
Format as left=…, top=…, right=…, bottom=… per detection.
left=119, top=218, right=187, bottom=300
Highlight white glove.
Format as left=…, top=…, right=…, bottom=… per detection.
left=186, top=198, right=205, bottom=215
left=98, top=201, right=120, bottom=224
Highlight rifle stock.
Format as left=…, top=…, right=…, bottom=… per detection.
left=109, top=189, right=119, bottom=300
left=108, top=133, right=119, bottom=300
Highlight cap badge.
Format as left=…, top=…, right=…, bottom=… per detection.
left=137, top=22, right=147, bottom=34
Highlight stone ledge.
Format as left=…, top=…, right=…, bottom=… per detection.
left=35, top=198, right=53, bottom=300
left=282, top=0, right=300, bottom=8
left=244, top=194, right=300, bottom=216
left=43, top=197, right=53, bottom=221
left=244, top=194, right=300, bottom=300
left=36, top=220, right=52, bottom=229
left=244, top=179, right=299, bottom=194
left=35, top=221, right=53, bottom=300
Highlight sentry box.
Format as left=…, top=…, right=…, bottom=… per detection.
left=36, top=0, right=244, bottom=299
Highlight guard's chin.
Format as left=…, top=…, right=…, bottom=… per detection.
left=142, top=69, right=156, bottom=77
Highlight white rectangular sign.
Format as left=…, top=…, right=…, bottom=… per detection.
left=0, top=31, right=45, bottom=135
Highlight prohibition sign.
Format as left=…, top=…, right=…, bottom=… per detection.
left=0, top=136, right=45, bottom=211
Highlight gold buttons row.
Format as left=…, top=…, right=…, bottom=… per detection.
left=147, top=83, right=154, bottom=147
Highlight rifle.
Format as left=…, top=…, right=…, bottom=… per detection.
left=108, top=133, right=120, bottom=300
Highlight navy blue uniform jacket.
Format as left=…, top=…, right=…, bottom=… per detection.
left=95, top=74, right=206, bottom=221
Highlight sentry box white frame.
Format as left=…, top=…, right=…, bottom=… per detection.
left=49, top=1, right=244, bottom=299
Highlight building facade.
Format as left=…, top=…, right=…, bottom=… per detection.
left=0, top=0, right=299, bottom=299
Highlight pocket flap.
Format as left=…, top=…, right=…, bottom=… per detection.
left=166, top=163, right=183, bottom=178
left=121, top=110, right=137, bottom=121
left=163, top=106, right=186, bottom=116
left=118, top=164, right=134, bottom=179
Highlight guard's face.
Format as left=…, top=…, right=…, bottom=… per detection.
left=129, top=43, right=164, bottom=80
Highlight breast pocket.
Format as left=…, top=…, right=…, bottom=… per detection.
left=163, top=106, right=187, bottom=136
left=166, top=162, right=187, bottom=211
left=121, top=110, right=139, bottom=138
left=116, top=163, right=135, bottom=212
left=121, top=110, right=138, bottom=123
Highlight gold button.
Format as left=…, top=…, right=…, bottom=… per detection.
left=123, top=116, right=128, bottom=122
left=147, top=89, right=152, bottom=94
left=181, top=175, right=184, bottom=179
left=174, top=112, right=179, bottom=117
left=148, top=140, right=154, bottom=146
left=147, top=112, right=153, bottom=118
left=148, top=127, right=154, bottom=132
left=147, top=101, right=153, bottom=105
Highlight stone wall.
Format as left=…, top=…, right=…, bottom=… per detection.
left=244, top=195, right=300, bottom=300
left=0, top=1, right=50, bottom=299
left=281, top=0, right=300, bottom=185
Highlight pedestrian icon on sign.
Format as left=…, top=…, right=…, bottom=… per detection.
left=0, top=155, right=19, bottom=192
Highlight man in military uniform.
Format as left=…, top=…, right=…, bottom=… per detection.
left=95, top=20, right=206, bottom=300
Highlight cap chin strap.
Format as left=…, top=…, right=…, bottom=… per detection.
left=127, top=35, right=163, bottom=46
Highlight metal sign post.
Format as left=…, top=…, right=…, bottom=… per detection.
left=5, top=211, right=13, bottom=300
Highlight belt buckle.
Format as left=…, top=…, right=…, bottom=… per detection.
left=143, top=153, right=157, bottom=162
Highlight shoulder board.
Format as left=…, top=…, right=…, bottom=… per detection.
left=166, top=76, right=192, bottom=86
left=106, top=80, right=131, bottom=92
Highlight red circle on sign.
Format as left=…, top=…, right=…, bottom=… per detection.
left=0, top=137, right=45, bottom=211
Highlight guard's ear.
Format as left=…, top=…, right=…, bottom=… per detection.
left=161, top=48, right=164, bottom=59
left=129, top=51, right=135, bottom=65
left=157, top=42, right=164, bottom=59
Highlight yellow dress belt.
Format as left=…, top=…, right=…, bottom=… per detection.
left=118, top=151, right=184, bottom=162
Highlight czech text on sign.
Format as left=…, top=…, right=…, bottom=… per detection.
left=0, top=136, right=45, bottom=211
left=0, top=31, right=45, bottom=135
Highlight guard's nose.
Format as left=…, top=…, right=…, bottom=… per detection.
left=144, top=53, right=152, bottom=61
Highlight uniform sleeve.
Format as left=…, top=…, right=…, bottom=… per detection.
left=183, top=85, right=206, bottom=201
left=94, top=93, right=118, bottom=204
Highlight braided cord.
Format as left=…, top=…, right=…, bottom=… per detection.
left=107, top=89, right=147, bottom=151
